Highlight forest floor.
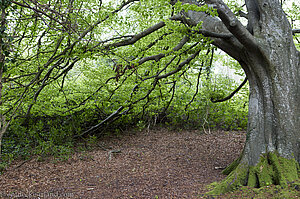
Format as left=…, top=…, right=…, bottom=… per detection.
left=0, top=127, right=279, bottom=199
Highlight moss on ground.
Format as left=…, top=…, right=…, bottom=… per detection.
left=204, top=180, right=300, bottom=198
left=204, top=182, right=300, bottom=198
left=222, top=153, right=242, bottom=175
left=208, top=163, right=249, bottom=195
left=206, top=152, right=300, bottom=196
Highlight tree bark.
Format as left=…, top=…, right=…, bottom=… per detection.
left=185, top=0, right=300, bottom=193
left=0, top=3, right=7, bottom=156
left=238, top=0, right=300, bottom=165
left=235, top=0, right=300, bottom=189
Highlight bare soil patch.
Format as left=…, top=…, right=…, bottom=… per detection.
left=0, top=128, right=245, bottom=198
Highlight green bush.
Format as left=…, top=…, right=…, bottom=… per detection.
left=1, top=58, right=249, bottom=163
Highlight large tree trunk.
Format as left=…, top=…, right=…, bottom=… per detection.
left=185, top=0, right=300, bottom=193
left=212, top=44, right=300, bottom=193
left=243, top=0, right=300, bottom=164
left=241, top=40, right=300, bottom=168
left=230, top=38, right=300, bottom=184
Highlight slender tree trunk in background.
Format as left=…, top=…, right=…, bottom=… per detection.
left=0, top=66, right=5, bottom=156
left=185, top=0, right=300, bottom=193
left=0, top=4, right=7, bottom=156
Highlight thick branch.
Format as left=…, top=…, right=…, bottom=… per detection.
left=138, top=36, right=189, bottom=65
left=185, top=9, right=244, bottom=61
left=75, top=106, right=126, bottom=137
left=245, top=0, right=260, bottom=34
left=211, top=77, right=248, bottom=103
left=292, top=29, right=300, bottom=35
left=206, top=0, right=258, bottom=50
left=157, top=49, right=201, bottom=79
left=104, top=21, right=166, bottom=50
left=238, top=10, right=248, bottom=19
left=91, top=14, right=186, bottom=52
left=191, top=29, right=233, bottom=38
left=171, top=12, right=233, bottom=38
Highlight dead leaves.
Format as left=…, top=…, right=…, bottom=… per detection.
left=0, top=128, right=245, bottom=198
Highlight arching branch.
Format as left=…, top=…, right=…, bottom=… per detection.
left=74, top=106, right=126, bottom=138
left=170, top=12, right=233, bottom=39
left=211, top=77, right=248, bottom=103
left=206, top=0, right=258, bottom=50
left=138, top=36, right=189, bottom=65
left=191, top=29, right=233, bottom=38
left=292, top=29, right=300, bottom=35
left=156, top=49, right=201, bottom=80
left=185, top=9, right=244, bottom=61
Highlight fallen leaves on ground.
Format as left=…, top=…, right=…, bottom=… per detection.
left=0, top=128, right=245, bottom=198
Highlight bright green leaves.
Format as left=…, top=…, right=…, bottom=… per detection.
left=284, top=1, right=300, bottom=23
left=0, top=0, right=253, bottom=161
left=285, top=1, right=300, bottom=50
left=224, top=0, right=244, bottom=16
left=130, top=0, right=172, bottom=20
left=2, top=0, right=249, bottom=141
left=174, top=1, right=217, bottom=16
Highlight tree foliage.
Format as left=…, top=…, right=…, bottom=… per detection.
left=0, top=0, right=299, bottom=190
left=0, top=0, right=251, bottom=158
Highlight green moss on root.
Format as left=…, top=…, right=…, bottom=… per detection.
left=208, top=163, right=249, bottom=195
left=208, top=152, right=300, bottom=196
left=222, top=153, right=242, bottom=175
left=268, top=152, right=299, bottom=187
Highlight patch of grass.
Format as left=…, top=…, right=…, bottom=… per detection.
left=208, top=152, right=299, bottom=195
left=203, top=179, right=300, bottom=198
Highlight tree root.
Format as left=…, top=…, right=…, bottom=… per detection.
left=208, top=152, right=300, bottom=195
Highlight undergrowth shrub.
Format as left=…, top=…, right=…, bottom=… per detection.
left=1, top=73, right=248, bottom=164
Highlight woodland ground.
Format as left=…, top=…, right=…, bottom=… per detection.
left=1, top=127, right=295, bottom=199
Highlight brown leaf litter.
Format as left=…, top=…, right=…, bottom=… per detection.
left=0, top=128, right=245, bottom=199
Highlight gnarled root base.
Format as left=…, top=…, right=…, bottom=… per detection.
left=209, top=152, right=300, bottom=195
